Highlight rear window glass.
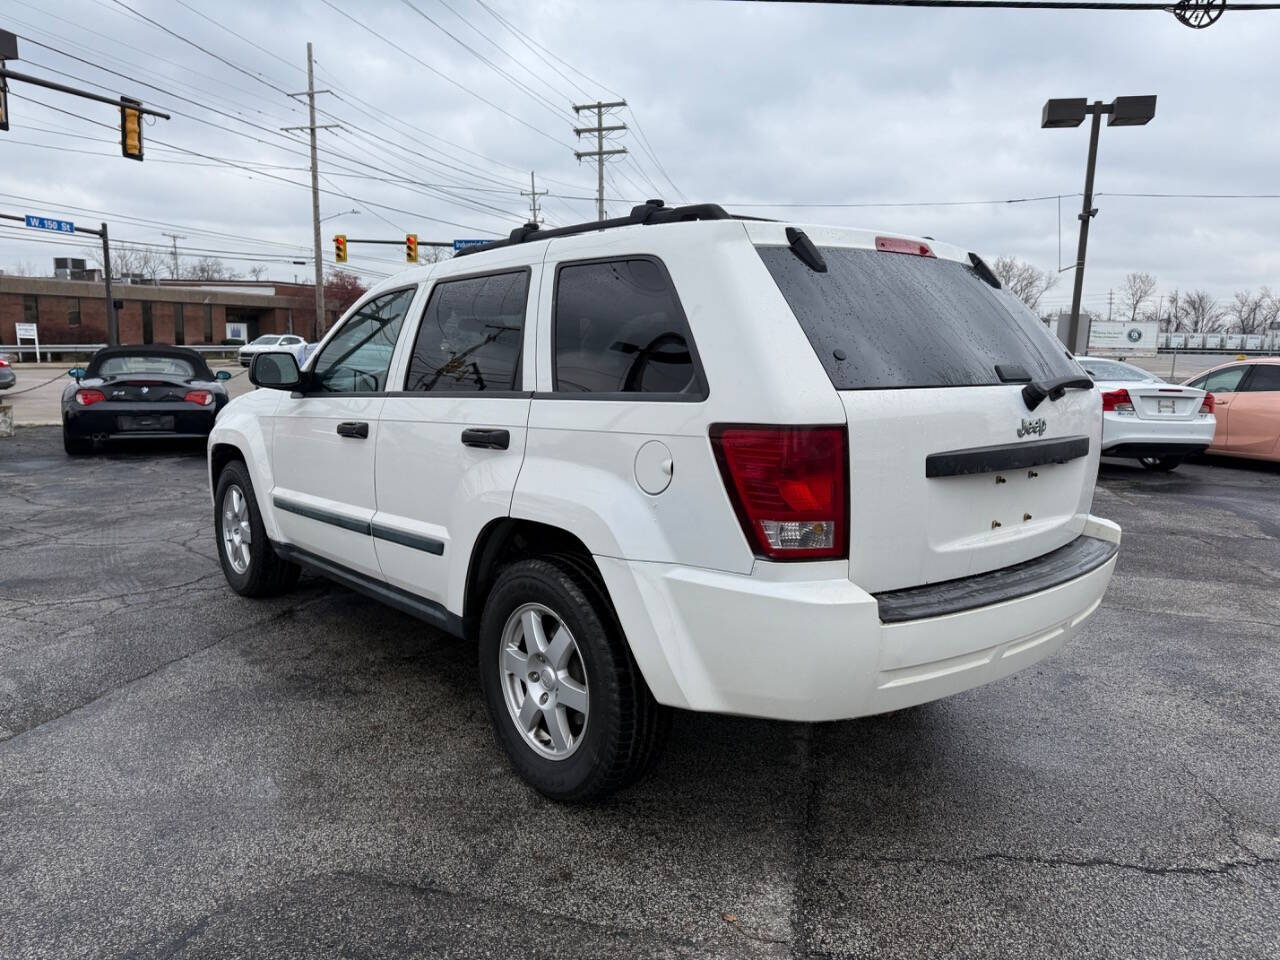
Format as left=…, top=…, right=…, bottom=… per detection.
left=1078, top=358, right=1153, bottom=382
left=553, top=258, right=706, bottom=396
left=757, top=245, right=1081, bottom=390
left=97, top=356, right=196, bottom=378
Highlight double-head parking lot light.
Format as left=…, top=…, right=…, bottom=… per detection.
left=1043, top=95, right=1156, bottom=353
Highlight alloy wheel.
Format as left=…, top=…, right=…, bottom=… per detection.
left=221, top=484, right=252, bottom=574
left=499, top=602, right=590, bottom=760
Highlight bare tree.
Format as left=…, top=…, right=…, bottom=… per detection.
left=1120, top=271, right=1157, bottom=323
left=1179, top=290, right=1224, bottom=333
left=248, top=264, right=269, bottom=281
left=990, top=256, right=1059, bottom=312
left=1228, top=289, right=1269, bottom=334
left=185, top=256, right=241, bottom=281
left=86, top=243, right=166, bottom=281
left=1259, top=287, right=1280, bottom=332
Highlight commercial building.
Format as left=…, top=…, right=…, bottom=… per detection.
left=0, top=273, right=334, bottom=349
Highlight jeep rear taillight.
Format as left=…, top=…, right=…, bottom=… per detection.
left=711, top=425, right=848, bottom=561
left=1199, top=392, right=1215, bottom=415
left=1101, top=388, right=1134, bottom=414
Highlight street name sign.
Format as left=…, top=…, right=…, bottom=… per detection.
left=25, top=215, right=75, bottom=234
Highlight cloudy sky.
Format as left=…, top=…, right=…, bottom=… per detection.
left=1, top=0, right=1277, bottom=316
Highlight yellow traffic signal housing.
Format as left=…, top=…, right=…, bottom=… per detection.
left=406, top=234, right=418, bottom=263
left=334, top=234, right=347, bottom=263
left=120, top=96, right=143, bottom=161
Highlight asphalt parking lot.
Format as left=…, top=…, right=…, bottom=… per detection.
left=1, top=428, right=1277, bottom=959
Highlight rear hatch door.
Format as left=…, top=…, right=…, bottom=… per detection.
left=756, top=235, right=1099, bottom=593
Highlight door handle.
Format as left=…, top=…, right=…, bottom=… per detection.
left=461, top=427, right=510, bottom=450
left=336, top=421, right=369, bottom=439
left=1215, top=400, right=1230, bottom=407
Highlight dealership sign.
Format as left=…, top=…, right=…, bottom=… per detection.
left=1087, top=320, right=1158, bottom=357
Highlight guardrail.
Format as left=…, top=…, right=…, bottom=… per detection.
left=0, top=343, right=244, bottom=361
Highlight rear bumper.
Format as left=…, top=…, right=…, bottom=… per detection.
left=598, top=515, right=1120, bottom=722
left=64, top=403, right=217, bottom=439
left=1101, top=413, right=1215, bottom=458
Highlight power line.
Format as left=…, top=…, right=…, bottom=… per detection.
left=396, top=0, right=573, bottom=122
left=316, top=0, right=576, bottom=150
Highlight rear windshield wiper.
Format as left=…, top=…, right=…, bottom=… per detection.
left=1021, top=375, right=1094, bottom=412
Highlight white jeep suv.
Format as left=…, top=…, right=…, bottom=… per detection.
left=209, top=201, right=1120, bottom=801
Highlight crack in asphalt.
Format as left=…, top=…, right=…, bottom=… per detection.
left=841, top=850, right=1280, bottom=878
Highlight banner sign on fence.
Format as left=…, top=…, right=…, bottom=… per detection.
left=1086, top=320, right=1159, bottom=357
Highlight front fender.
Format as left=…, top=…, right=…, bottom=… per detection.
left=207, top=390, right=282, bottom=540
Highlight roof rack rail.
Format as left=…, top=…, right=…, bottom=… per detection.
left=455, top=200, right=744, bottom=257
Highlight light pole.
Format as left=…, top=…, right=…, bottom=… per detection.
left=1042, top=95, right=1156, bottom=353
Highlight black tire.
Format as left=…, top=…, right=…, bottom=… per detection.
left=62, top=426, right=91, bottom=456
left=1140, top=455, right=1183, bottom=472
left=214, top=459, right=301, bottom=597
left=478, top=556, right=670, bottom=802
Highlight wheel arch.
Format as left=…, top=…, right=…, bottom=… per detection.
left=462, top=518, right=610, bottom=641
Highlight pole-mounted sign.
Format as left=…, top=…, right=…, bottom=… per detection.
left=24, top=214, right=75, bottom=233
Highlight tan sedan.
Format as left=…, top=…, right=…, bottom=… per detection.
left=1183, top=357, right=1280, bottom=462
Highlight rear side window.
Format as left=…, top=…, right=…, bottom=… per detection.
left=1241, top=365, right=1280, bottom=392
left=405, top=271, right=528, bottom=392
left=553, top=258, right=706, bottom=397
left=1079, top=358, right=1153, bottom=382
left=757, top=245, right=1081, bottom=390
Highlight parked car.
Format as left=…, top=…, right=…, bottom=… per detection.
left=208, top=201, right=1120, bottom=801
left=1183, top=357, right=1280, bottom=462
left=238, top=334, right=308, bottom=367
left=1076, top=355, right=1215, bottom=471
left=0, top=355, right=14, bottom=391
left=62, top=344, right=232, bottom=454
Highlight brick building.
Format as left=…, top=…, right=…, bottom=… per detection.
left=0, top=276, right=331, bottom=349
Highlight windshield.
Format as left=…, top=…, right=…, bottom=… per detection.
left=251, top=335, right=282, bottom=345
left=1078, top=358, right=1155, bottom=382
left=757, top=245, right=1081, bottom=390
left=97, top=355, right=196, bottom=378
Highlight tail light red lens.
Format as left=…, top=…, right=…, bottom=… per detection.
left=1100, top=388, right=1134, bottom=413
left=1199, top=392, right=1215, bottom=415
left=75, top=389, right=106, bottom=406
left=875, top=236, right=936, bottom=258
left=184, top=390, right=215, bottom=406
left=0, top=358, right=9, bottom=367
left=711, top=425, right=848, bottom=561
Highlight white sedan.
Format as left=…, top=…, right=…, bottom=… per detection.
left=237, top=334, right=308, bottom=368
left=1077, top=356, right=1216, bottom=471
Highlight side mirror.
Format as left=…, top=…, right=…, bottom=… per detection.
left=68, top=367, right=87, bottom=382
left=215, top=370, right=232, bottom=381
left=249, top=351, right=302, bottom=391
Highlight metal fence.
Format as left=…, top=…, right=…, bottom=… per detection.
left=0, top=343, right=243, bottom=362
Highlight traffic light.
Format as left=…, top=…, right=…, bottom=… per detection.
left=405, top=233, right=418, bottom=264
left=334, top=234, right=347, bottom=263
left=0, top=77, right=9, bottom=133
left=120, top=96, right=143, bottom=161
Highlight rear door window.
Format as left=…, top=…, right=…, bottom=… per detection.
left=757, top=245, right=1080, bottom=390
left=553, top=258, right=706, bottom=397
left=1240, top=365, right=1280, bottom=392
left=404, top=271, right=529, bottom=392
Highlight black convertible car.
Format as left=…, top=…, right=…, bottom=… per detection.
left=62, top=345, right=232, bottom=454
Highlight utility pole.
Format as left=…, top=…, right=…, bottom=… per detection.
left=161, top=232, right=185, bottom=279
left=100, top=222, right=118, bottom=346
left=284, top=43, right=339, bottom=339
left=573, top=100, right=627, bottom=221
left=521, top=171, right=547, bottom=225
